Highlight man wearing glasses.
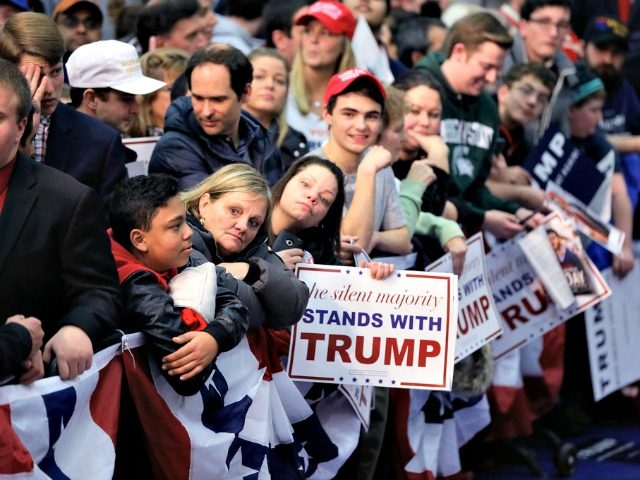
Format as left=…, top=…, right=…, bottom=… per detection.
left=501, top=0, right=575, bottom=142
left=487, top=63, right=557, bottom=209
left=53, top=0, right=103, bottom=57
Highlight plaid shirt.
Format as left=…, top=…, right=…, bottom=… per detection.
left=33, top=116, right=51, bottom=163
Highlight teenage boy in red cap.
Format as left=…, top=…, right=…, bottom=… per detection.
left=305, top=68, right=410, bottom=479
left=310, top=67, right=412, bottom=262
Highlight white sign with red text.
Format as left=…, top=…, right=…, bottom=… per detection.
left=426, top=232, right=503, bottom=362
left=489, top=215, right=611, bottom=360
left=289, top=265, right=458, bottom=391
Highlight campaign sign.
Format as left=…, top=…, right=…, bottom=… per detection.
left=489, top=214, right=611, bottom=360
left=289, top=265, right=458, bottom=390
left=488, top=237, right=562, bottom=360
left=585, top=268, right=640, bottom=401
left=523, top=126, right=605, bottom=206
left=426, top=233, right=503, bottom=362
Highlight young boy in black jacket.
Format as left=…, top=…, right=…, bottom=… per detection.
left=108, top=174, right=248, bottom=395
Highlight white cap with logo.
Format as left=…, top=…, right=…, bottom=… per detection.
left=66, top=40, right=165, bottom=95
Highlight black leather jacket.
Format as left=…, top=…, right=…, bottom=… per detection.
left=121, top=259, right=248, bottom=396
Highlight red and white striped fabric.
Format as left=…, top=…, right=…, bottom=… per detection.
left=0, top=343, right=122, bottom=478
left=391, top=390, right=490, bottom=479
left=124, top=328, right=352, bottom=479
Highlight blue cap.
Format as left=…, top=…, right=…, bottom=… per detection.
left=3, top=0, right=29, bottom=11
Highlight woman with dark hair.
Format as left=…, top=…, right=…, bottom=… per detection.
left=271, top=156, right=395, bottom=280
left=270, top=156, right=345, bottom=266
left=392, top=68, right=451, bottom=217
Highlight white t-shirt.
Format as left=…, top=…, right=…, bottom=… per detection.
left=285, top=91, right=329, bottom=152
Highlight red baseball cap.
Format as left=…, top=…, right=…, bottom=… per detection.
left=323, top=68, right=386, bottom=107
left=295, top=1, right=357, bottom=39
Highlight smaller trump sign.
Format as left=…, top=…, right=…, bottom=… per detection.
left=288, top=265, right=458, bottom=390
left=426, top=233, right=503, bottom=362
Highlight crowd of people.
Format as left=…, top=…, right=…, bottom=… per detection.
left=1, top=0, right=639, bottom=478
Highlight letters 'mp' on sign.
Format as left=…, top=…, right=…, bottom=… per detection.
left=288, top=265, right=458, bottom=391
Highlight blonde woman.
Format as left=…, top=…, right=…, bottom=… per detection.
left=244, top=48, right=309, bottom=169
left=128, top=47, right=188, bottom=137
left=286, top=0, right=357, bottom=150
left=181, top=164, right=309, bottom=329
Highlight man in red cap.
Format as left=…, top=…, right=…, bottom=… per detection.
left=305, top=67, right=411, bottom=480
left=309, top=67, right=411, bottom=262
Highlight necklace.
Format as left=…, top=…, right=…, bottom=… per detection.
left=312, top=99, right=322, bottom=108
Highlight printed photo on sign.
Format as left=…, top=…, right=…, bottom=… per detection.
left=546, top=185, right=625, bottom=255
left=488, top=215, right=611, bottom=360
left=288, top=265, right=458, bottom=391
left=426, top=232, right=503, bottom=362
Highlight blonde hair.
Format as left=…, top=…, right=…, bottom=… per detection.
left=290, top=37, right=357, bottom=115
left=181, top=164, right=273, bottom=222
left=128, top=48, right=189, bottom=137
left=247, top=48, right=290, bottom=148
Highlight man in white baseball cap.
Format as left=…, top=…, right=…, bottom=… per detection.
left=67, top=39, right=165, bottom=134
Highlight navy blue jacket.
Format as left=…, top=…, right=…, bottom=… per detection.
left=149, top=97, right=285, bottom=188
left=46, top=102, right=128, bottom=207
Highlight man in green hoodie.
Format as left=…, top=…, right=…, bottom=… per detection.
left=416, top=12, right=538, bottom=238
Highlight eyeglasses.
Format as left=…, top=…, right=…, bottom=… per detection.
left=59, top=15, right=101, bottom=30
left=513, top=82, right=550, bottom=104
left=527, top=17, right=571, bottom=33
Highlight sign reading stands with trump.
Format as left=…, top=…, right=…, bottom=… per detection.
left=288, top=265, right=458, bottom=390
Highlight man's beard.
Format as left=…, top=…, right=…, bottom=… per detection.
left=592, top=64, right=624, bottom=95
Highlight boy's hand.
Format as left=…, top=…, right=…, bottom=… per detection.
left=43, top=325, right=93, bottom=380
left=359, top=145, right=393, bottom=174
left=20, top=350, right=44, bottom=385
left=163, top=332, right=219, bottom=381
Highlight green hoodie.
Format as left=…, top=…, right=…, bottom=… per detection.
left=416, top=52, right=520, bottom=230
